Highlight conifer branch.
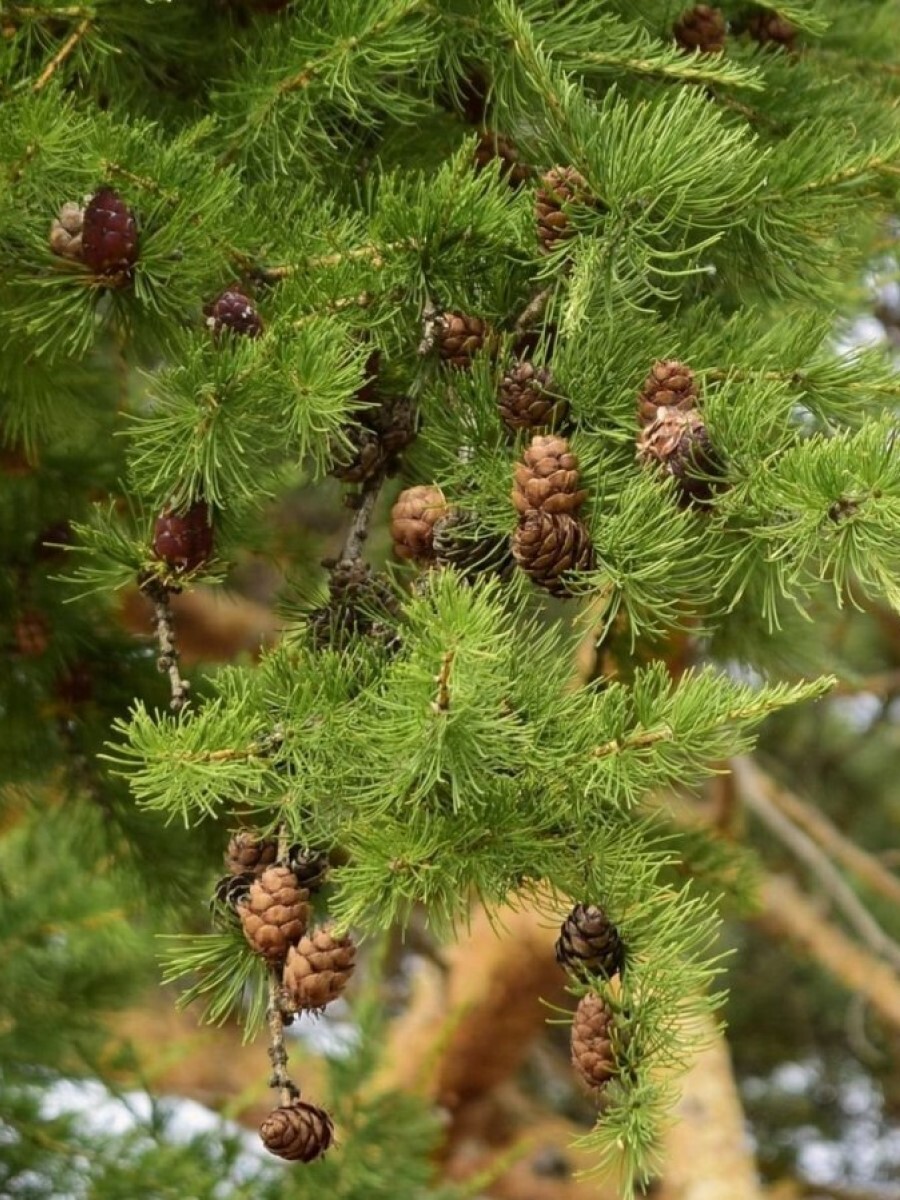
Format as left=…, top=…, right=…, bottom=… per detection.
left=734, top=758, right=900, bottom=974
left=515, top=286, right=554, bottom=333
left=340, top=470, right=385, bottom=564
left=32, top=17, right=90, bottom=92
left=146, top=585, right=191, bottom=715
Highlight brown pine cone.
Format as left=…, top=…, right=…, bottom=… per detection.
left=331, top=423, right=387, bottom=484
left=535, top=166, right=592, bottom=254
left=571, top=993, right=618, bottom=1091
left=206, top=288, right=264, bottom=339
left=637, top=406, right=725, bottom=507
left=498, top=361, right=569, bottom=432
left=13, top=610, right=50, bottom=658
left=49, top=201, right=85, bottom=261
left=746, top=9, right=796, bottom=49
left=152, top=501, right=214, bottom=573
left=287, top=846, right=330, bottom=893
left=238, top=865, right=310, bottom=962
left=259, top=1100, right=334, bottom=1163
left=513, top=510, right=595, bottom=597
left=674, top=5, right=727, bottom=53
left=512, top=434, right=587, bottom=515
left=556, top=904, right=625, bottom=978
left=283, top=927, right=357, bottom=1011
left=638, top=360, right=698, bottom=425
left=390, top=485, right=449, bottom=562
left=81, top=187, right=138, bottom=285
left=225, top=830, right=278, bottom=875
left=473, top=131, right=532, bottom=187
left=436, top=311, right=493, bottom=369
left=433, top=510, right=514, bottom=582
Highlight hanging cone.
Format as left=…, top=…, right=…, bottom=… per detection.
left=638, top=360, right=698, bottom=425
left=535, top=165, right=593, bottom=254
left=571, top=993, right=618, bottom=1091
left=636, top=406, right=725, bottom=507
left=259, top=1100, right=334, bottom=1162
left=555, top=904, right=625, bottom=978
left=225, top=831, right=278, bottom=875
left=390, top=485, right=449, bottom=562
left=283, top=927, right=357, bottom=1011
left=498, top=361, right=569, bottom=432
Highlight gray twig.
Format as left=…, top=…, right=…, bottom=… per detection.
left=152, top=590, right=190, bottom=713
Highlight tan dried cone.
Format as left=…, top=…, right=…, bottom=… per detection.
left=498, top=361, right=569, bottom=432
left=512, top=434, right=588, bottom=515
left=390, top=484, right=449, bottom=562
left=49, top=201, right=85, bottom=261
left=535, top=165, right=592, bottom=253
left=512, top=510, right=595, bottom=597
left=225, top=830, right=278, bottom=875
left=637, top=359, right=698, bottom=425
left=238, top=866, right=310, bottom=963
left=571, top=992, right=617, bottom=1091
left=283, top=927, right=357, bottom=1011
left=637, top=405, right=723, bottom=506
left=673, top=5, right=727, bottom=53
left=259, top=1100, right=334, bottom=1162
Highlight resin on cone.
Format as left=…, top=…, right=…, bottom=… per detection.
left=283, top=927, right=357, bottom=1011
left=238, top=865, right=310, bottom=962
left=512, top=434, right=587, bottom=515
left=556, top=904, right=625, bottom=978
left=390, top=485, right=449, bottom=561
left=571, top=993, right=618, bottom=1091
left=259, top=1100, right=334, bottom=1163
left=152, top=501, right=214, bottom=573
left=81, top=187, right=138, bottom=284
left=513, top=510, right=595, bottom=596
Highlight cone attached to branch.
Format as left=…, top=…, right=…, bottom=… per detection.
left=391, top=485, right=449, bottom=562
left=225, top=831, right=278, bottom=876
left=637, top=405, right=724, bottom=507
left=473, top=131, right=532, bottom=187
left=286, top=846, right=330, bottom=893
left=513, top=510, right=595, bottom=596
left=260, top=1100, right=334, bottom=1163
left=512, top=434, right=587, bottom=515
left=283, top=927, right=357, bottom=1011
left=433, top=510, right=514, bottom=582
left=435, top=311, right=494, bottom=369
left=81, top=187, right=138, bottom=285
left=638, top=359, right=698, bottom=424
left=556, top=904, right=625, bottom=978
left=498, top=361, right=570, bottom=432
left=674, top=5, right=727, bottom=53
left=49, top=201, right=85, bottom=261
left=535, top=165, right=593, bottom=254
left=207, top=287, right=264, bottom=339
left=152, top=501, right=214, bottom=573
left=238, top=865, right=310, bottom=963
left=332, top=394, right=416, bottom=484
left=746, top=8, right=797, bottom=49
left=571, top=993, right=618, bottom=1092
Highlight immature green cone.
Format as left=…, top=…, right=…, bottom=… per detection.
left=673, top=5, right=727, bottom=53
left=435, top=311, right=493, bottom=369
left=260, top=1100, right=334, bottom=1163
left=283, top=927, right=357, bottom=1011
left=638, top=359, right=698, bottom=425
left=498, top=361, right=569, bottom=432
left=556, top=904, right=625, bottom=978
left=571, top=993, right=618, bottom=1091
left=225, top=830, right=278, bottom=875
left=535, top=165, right=592, bottom=254
left=433, top=510, right=514, bottom=582
left=513, top=510, right=595, bottom=597
left=512, top=434, right=587, bottom=516
left=238, top=866, right=310, bottom=963
left=637, top=406, right=725, bottom=507
left=390, top=485, right=449, bottom=562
